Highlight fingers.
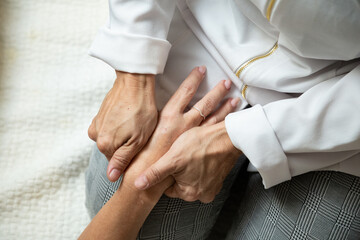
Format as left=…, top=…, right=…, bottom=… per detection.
left=185, top=79, right=232, bottom=126
left=165, top=66, right=206, bottom=113
left=96, top=136, right=116, bottom=160
left=134, top=152, right=176, bottom=190
left=107, top=143, right=138, bottom=182
left=201, top=97, right=240, bottom=126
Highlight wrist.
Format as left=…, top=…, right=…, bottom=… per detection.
left=115, top=70, right=155, bottom=92
left=121, top=174, right=172, bottom=206
left=213, top=121, right=242, bottom=156
left=114, top=71, right=157, bottom=110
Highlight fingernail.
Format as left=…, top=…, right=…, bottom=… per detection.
left=134, top=175, right=149, bottom=190
left=109, top=168, right=121, bottom=181
left=231, top=97, right=240, bottom=107
left=198, top=66, right=206, bottom=74
left=224, top=80, right=232, bottom=90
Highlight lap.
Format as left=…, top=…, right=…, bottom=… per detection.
left=211, top=171, right=360, bottom=240
left=85, top=144, right=360, bottom=240
left=85, top=144, right=247, bottom=239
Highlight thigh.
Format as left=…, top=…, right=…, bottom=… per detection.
left=222, top=171, right=360, bottom=240
left=85, top=144, right=122, bottom=219
left=85, top=144, right=248, bottom=239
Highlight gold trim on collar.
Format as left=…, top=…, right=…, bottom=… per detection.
left=266, top=0, right=276, bottom=21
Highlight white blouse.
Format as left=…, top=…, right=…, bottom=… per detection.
left=89, top=0, right=360, bottom=188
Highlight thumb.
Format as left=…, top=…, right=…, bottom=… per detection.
left=107, top=145, right=138, bottom=182
left=134, top=154, right=175, bottom=190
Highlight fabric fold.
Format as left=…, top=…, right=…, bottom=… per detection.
left=225, top=105, right=291, bottom=188
left=89, top=27, right=171, bottom=74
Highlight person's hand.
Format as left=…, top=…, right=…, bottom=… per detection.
left=134, top=120, right=242, bottom=203
left=88, top=71, right=158, bottom=182
left=122, top=66, right=240, bottom=195
left=79, top=67, right=240, bottom=240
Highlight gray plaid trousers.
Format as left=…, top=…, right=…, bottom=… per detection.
left=85, top=145, right=360, bottom=239
left=85, top=145, right=245, bottom=239
left=211, top=171, right=360, bottom=240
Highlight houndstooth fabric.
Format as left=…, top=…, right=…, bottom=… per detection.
left=214, top=171, right=360, bottom=240
left=85, top=145, right=247, bottom=239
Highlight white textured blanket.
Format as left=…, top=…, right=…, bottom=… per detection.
left=0, top=0, right=114, bottom=238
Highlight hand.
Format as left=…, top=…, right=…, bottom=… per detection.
left=88, top=71, right=158, bottom=182
left=125, top=66, right=239, bottom=195
left=135, top=121, right=242, bottom=203
left=79, top=67, right=239, bottom=240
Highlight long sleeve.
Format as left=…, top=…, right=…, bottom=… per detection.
left=272, top=0, right=360, bottom=60
left=89, top=0, right=176, bottom=74
left=225, top=64, right=360, bottom=188
left=250, top=0, right=360, bottom=60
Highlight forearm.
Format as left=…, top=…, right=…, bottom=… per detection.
left=79, top=179, right=172, bottom=240
left=225, top=65, right=360, bottom=188
left=80, top=141, right=175, bottom=240
left=80, top=66, right=226, bottom=239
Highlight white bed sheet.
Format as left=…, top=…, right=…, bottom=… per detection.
left=0, top=0, right=114, bottom=238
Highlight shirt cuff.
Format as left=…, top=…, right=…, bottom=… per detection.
left=225, top=104, right=291, bottom=188
left=89, top=27, right=172, bottom=74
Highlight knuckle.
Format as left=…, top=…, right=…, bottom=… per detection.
left=171, top=156, right=185, bottom=173
left=88, top=118, right=97, bottom=140
left=208, top=116, right=218, bottom=125
left=147, top=107, right=158, bottom=119
left=96, top=137, right=112, bottom=153
left=149, top=167, right=162, bottom=183
left=123, top=133, right=143, bottom=150
left=184, top=116, right=196, bottom=128
left=160, top=110, right=176, bottom=121
left=183, top=189, right=199, bottom=202
left=88, top=126, right=96, bottom=140
left=111, top=154, right=130, bottom=170
left=130, top=137, right=142, bottom=148
left=181, top=83, right=196, bottom=96
left=170, top=156, right=181, bottom=170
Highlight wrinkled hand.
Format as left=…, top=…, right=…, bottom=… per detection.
left=122, top=66, right=234, bottom=190
left=88, top=71, right=158, bottom=182
left=121, top=66, right=238, bottom=193
left=135, top=120, right=242, bottom=203
left=79, top=67, right=240, bottom=240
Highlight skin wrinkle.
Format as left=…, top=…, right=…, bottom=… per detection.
left=89, top=70, right=158, bottom=182
left=80, top=67, right=243, bottom=239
